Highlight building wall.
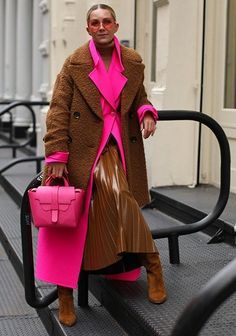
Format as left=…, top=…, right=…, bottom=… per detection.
left=136, top=0, right=235, bottom=193
left=0, top=0, right=235, bottom=192
left=49, top=0, right=135, bottom=86
left=201, top=0, right=236, bottom=192
left=135, top=0, right=204, bottom=188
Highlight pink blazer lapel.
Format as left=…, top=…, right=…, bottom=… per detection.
left=89, top=65, right=116, bottom=111
left=89, top=38, right=127, bottom=111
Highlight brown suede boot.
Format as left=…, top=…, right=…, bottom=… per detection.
left=58, top=286, right=77, bottom=327
left=140, top=253, right=167, bottom=304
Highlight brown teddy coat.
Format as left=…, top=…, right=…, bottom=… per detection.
left=43, top=42, right=154, bottom=206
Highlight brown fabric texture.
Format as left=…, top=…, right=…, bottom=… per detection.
left=42, top=42, right=154, bottom=207
left=82, top=141, right=156, bottom=271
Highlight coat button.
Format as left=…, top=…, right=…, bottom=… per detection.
left=68, top=136, right=72, bottom=144
left=130, top=136, right=137, bottom=143
left=73, top=112, right=80, bottom=119
left=129, top=113, right=134, bottom=119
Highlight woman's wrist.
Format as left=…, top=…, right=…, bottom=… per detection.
left=137, top=105, right=158, bottom=124
left=45, top=151, right=69, bottom=164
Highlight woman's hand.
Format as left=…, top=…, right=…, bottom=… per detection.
left=47, top=163, right=68, bottom=177
left=141, top=112, right=156, bottom=139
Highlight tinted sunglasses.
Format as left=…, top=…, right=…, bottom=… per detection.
left=88, top=18, right=116, bottom=32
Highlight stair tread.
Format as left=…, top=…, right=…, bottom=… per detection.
left=0, top=139, right=236, bottom=335
left=0, top=241, right=48, bottom=335
left=152, top=185, right=236, bottom=226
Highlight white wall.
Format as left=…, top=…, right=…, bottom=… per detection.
left=201, top=0, right=236, bottom=192
left=50, top=0, right=134, bottom=83
left=136, top=0, right=204, bottom=188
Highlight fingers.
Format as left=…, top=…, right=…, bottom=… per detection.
left=46, top=163, right=67, bottom=177
left=141, top=121, right=144, bottom=131
left=52, top=165, right=64, bottom=177
left=142, top=118, right=156, bottom=139
left=64, top=165, right=69, bottom=174
left=143, top=129, right=154, bottom=139
left=47, top=165, right=53, bottom=176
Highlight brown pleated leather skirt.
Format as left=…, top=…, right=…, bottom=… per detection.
left=82, top=140, right=156, bottom=271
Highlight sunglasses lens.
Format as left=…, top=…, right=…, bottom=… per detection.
left=102, top=19, right=113, bottom=29
left=90, top=20, right=100, bottom=29
left=89, top=19, right=115, bottom=31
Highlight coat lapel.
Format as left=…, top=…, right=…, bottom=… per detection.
left=68, top=42, right=144, bottom=119
left=69, top=44, right=103, bottom=120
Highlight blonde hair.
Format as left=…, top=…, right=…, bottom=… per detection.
left=86, top=4, right=116, bottom=23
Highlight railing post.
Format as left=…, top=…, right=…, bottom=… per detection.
left=9, top=112, right=14, bottom=143
left=78, top=271, right=89, bottom=307
left=12, top=147, right=16, bottom=158
left=168, top=235, right=180, bottom=264
left=21, top=174, right=58, bottom=308
left=36, top=158, right=41, bottom=173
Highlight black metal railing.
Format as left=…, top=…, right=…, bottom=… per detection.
left=21, top=172, right=58, bottom=308
left=20, top=110, right=231, bottom=309
left=0, top=107, right=14, bottom=143
left=171, top=257, right=236, bottom=336
left=0, top=100, right=16, bottom=143
left=0, top=101, right=49, bottom=158
left=0, top=156, right=44, bottom=176
left=0, top=101, right=48, bottom=176
left=151, top=110, right=231, bottom=264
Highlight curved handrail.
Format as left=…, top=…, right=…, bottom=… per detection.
left=0, top=100, right=49, bottom=111
left=0, top=110, right=14, bottom=142
left=171, top=258, right=236, bottom=336
left=151, top=110, right=231, bottom=238
left=0, top=99, right=15, bottom=104
left=0, top=156, right=44, bottom=175
left=0, top=101, right=49, bottom=151
left=0, top=100, right=14, bottom=142
left=20, top=172, right=58, bottom=308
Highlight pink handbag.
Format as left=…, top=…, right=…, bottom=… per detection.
left=28, top=175, right=85, bottom=229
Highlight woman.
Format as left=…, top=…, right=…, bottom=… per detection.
left=36, top=3, right=167, bottom=327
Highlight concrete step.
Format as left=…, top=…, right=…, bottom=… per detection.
left=0, top=242, right=48, bottom=336
left=1, top=174, right=236, bottom=335
left=1, top=138, right=236, bottom=335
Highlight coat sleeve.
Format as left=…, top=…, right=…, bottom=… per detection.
left=135, top=71, right=153, bottom=110
left=134, top=76, right=158, bottom=123
left=43, top=58, right=74, bottom=157
left=137, top=105, right=158, bottom=124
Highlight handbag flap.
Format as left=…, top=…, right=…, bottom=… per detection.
left=34, top=186, right=77, bottom=223
left=35, top=186, right=76, bottom=205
